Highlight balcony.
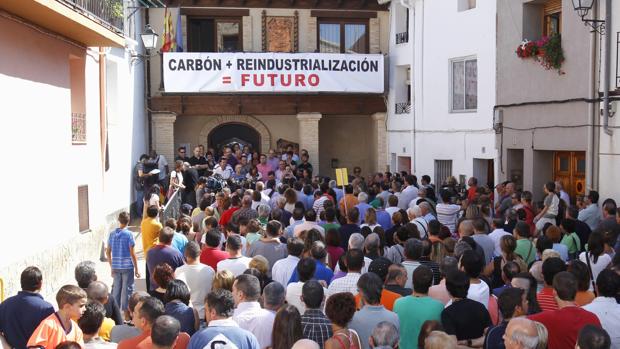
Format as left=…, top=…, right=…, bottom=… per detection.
left=396, top=32, right=409, bottom=44
left=395, top=102, right=411, bottom=114
left=0, top=0, right=125, bottom=47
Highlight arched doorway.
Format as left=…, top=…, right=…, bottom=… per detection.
left=208, top=122, right=260, bottom=153
left=199, top=115, right=272, bottom=154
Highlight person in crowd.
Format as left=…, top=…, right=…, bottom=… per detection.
left=295, top=209, right=326, bottom=238
left=369, top=321, right=399, bottom=349
left=339, top=208, right=361, bottom=251
left=148, top=264, right=174, bottom=303
left=188, top=289, right=260, bottom=349
left=529, top=271, right=601, bottom=349
left=217, top=235, right=252, bottom=276
left=472, top=218, right=495, bottom=265
left=272, top=305, right=303, bottom=349
left=534, top=182, right=560, bottom=232
left=324, top=292, right=361, bottom=349
left=85, top=282, right=116, bottom=341
left=579, top=230, right=612, bottom=282
left=423, top=330, right=456, bottom=349
left=110, top=292, right=149, bottom=343
left=503, top=318, right=539, bottom=349
left=536, top=257, right=566, bottom=311
left=327, top=249, right=364, bottom=297
left=248, top=220, right=288, bottom=276
left=74, top=262, right=123, bottom=325
left=488, top=219, right=511, bottom=258
left=354, top=258, right=400, bottom=311
left=582, top=269, right=620, bottom=348
left=576, top=325, right=612, bottom=349
left=326, top=228, right=345, bottom=270
left=545, top=225, right=569, bottom=261
left=567, top=260, right=596, bottom=306
left=300, top=280, right=332, bottom=348
left=401, top=239, right=423, bottom=289
left=262, top=281, right=286, bottom=315
left=441, top=270, right=491, bottom=345
left=163, top=280, right=199, bottom=336
left=398, top=175, right=419, bottom=210
left=579, top=191, right=602, bottom=231
left=484, top=235, right=526, bottom=290
left=510, top=272, right=541, bottom=315
left=559, top=218, right=582, bottom=259
left=27, top=285, right=88, bottom=349
left=141, top=205, right=163, bottom=291
left=496, top=182, right=515, bottom=218
left=77, top=301, right=116, bottom=349
left=212, top=270, right=235, bottom=292
left=355, top=193, right=373, bottom=225
left=513, top=222, right=535, bottom=266
left=428, top=256, right=459, bottom=305
left=349, top=273, right=400, bottom=349
left=199, top=229, right=228, bottom=270
left=146, top=227, right=185, bottom=291
left=436, top=190, right=461, bottom=234
left=0, top=266, right=54, bottom=349
left=598, top=199, right=619, bottom=233
left=174, top=241, right=214, bottom=324
left=393, top=266, right=443, bottom=349
left=483, top=287, right=528, bottom=349
left=272, top=238, right=304, bottom=287
left=286, top=207, right=306, bottom=238
left=458, top=250, right=489, bottom=309
left=232, top=274, right=275, bottom=349
left=150, top=316, right=183, bottom=349
left=106, top=211, right=140, bottom=319
left=384, top=263, right=412, bottom=297
left=289, top=240, right=334, bottom=285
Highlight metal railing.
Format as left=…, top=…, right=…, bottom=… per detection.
left=395, top=102, right=411, bottom=114
left=162, top=189, right=182, bottom=223
left=72, top=112, right=86, bottom=144
left=396, top=32, right=409, bottom=44
left=57, top=0, right=124, bottom=33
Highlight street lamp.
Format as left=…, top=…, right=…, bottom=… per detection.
left=140, top=24, right=158, bottom=51
left=571, top=0, right=605, bottom=33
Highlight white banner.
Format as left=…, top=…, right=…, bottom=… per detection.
left=163, top=52, right=384, bottom=93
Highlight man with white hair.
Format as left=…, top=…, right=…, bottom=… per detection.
left=503, top=318, right=539, bottom=349
left=334, top=233, right=372, bottom=274
left=329, top=180, right=344, bottom=203
left=369, top=321, right=400, bottom=349
left=408, top=206, right=428, bottom=239
left=356, top=192, right=373, bottom=224
left=555, top=180, right=570, bottom=206
left=398, top=175, right=419, bottom=210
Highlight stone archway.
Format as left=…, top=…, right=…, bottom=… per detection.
left=199, top=115, right=271, bottom=153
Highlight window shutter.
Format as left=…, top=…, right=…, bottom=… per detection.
left=544, top=0, right=561, bottom=15
left=78, top=185, right=90, bottom=233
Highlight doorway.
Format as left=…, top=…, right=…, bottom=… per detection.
left=208, top=123, right=261, bottom=153
left=553, top=151, right=585, bottom=204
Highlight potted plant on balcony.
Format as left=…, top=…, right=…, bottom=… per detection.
left=515, top=33, right=564, bottom=74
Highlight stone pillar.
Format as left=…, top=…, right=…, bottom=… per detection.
left=297, top=112, right=322, bottom=174
left=372, top=112, right=388, bottom=173
left=152, top=113, right=177, bottom=165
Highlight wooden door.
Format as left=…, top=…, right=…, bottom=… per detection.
left=553, top=151, right=585, bottom=204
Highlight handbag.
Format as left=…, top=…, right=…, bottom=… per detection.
left=584, top=251, right=598, bottom=296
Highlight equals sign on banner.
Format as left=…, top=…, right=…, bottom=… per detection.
left=222, top=76, right=232, bottom=84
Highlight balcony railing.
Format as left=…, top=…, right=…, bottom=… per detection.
left=396, top=32, right=409, bottom=44
left=57, top=0, right=124, bottom=33
left=395, top=102, right=411, bottom=114
left=72, top=112, right=87, bottom=144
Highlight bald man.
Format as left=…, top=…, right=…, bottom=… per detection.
left=292, top=339, right=320, bottom=349
left=503, top=318, right=539, bottom=349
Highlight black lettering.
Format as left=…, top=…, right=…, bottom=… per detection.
left=237, top=59, right=245, bottom=70
left=370, top=60, right=378, bottom=72
left=284, top=59, right=292, bottom=70
left=168, top=59, right=177, bottom=71
left=177, top=59, right=185, bottom=71
left=348, top=60, right=356, bottom=72
left=332, top=60, right=340, bottom=71
left=213, top=59, right=221, bottom=70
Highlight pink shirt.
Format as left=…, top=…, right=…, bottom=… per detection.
left=428, top=280, right=451, bottom=305
left=256, top=163, right=271, bottom=179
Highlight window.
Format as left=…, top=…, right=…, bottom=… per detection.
left=69, top=55, right=86, bottom=144
left=318, top=19, right=368, bottom=53
left=434, top=160, right=453, bottom=187
left=451, top=57, right=477, bottom=112
left=458, top=0, right=476, bottom=12
left=78, top=185, right=90, bottom=233
left=543, top=0, right=561, bottom=37
left=187, top=17, right=242, bottom=52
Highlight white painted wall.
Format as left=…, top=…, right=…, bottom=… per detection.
left=386, top=0, right=497, bottom=185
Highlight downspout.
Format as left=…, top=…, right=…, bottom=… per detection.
left=99, top=47, right=107, bottom=179
left=145, top=9, right=153, bottom=151
left=587, top=1, right=598, bottom=192
left=399, top=0, right=415, bottom=173
left=603, top=0, right=612, bottom=136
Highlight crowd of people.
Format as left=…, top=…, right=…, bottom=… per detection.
left=1, top=144, right=620, bottom=349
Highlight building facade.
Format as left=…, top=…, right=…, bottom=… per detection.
left=147, top=0, right=389, bottom=177
left=495, top=0, right=598, bottom=202
left=0, top=0, right=147, bottom=299
left=386, top=0, right=497, bottom=188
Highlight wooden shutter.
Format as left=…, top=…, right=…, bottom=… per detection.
left=544, top=0, right=562, bottom=15
left=78, top=185, right=90, bottom=232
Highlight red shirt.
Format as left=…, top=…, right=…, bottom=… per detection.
left=467, top=187, right=478, bottom=202
left=537, top=287, right=559, bottom=312
left=219, top=206, right=240, bottom=227
left=118, top=330, right=190, bottom=349
left=199, top=247, right=229, bottom=270
left=529, top=306, right=601, bottom=349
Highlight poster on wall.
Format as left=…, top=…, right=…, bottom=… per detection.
left=163, top=52, right=384, bottom=93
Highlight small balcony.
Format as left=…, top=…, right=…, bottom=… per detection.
left=396, top=32, right=409, bottom=44
left=395, top=102, right=411, bottom=114
left=57, top=0, right=124, bottom=33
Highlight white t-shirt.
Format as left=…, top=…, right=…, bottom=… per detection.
left=217, top=256, right=252, bottom=276
left=579, top=252, right=612, bottom=283
left=157, top=155, right=168, bottom=181
left=170, top=170, right=184, bottom=188
left=467, top=281, right=490, bottom=309
left=175, top=263, right=215, bottom=320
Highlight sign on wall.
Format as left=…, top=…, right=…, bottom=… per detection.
left=163, top=52, right=384, bottom=93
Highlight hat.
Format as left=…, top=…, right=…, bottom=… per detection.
left=368, top=257, right=392, bottom=282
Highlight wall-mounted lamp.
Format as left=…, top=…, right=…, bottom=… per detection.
left=131, top=24, right=159, bottom=63
left=571, top=0, right=605, bottom=34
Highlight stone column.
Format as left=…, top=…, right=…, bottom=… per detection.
left=152, top=112, right=177, bottom=165
left=372, top=112, right=388, bottom=173
left=297, top=112, right=322, bottom=174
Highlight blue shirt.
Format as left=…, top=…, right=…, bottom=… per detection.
left=552, top=243, right=569, bottom=261
left=286, top=220, right=305, bottom=239
left=108, top=228, right=136, bottom=270
left=376, top=209, right=393, bottom=230
left=578, top=204, right=601, bottom=231
left=165, top=300, right=196, bottom=336
left=0, top=291, right=54, bottom=349
left=188, top=320, right=260, bottom=349
left=333, top=188, right=344, bottom=204
left=356, top=202, right=372, bottom=223
left=483, top=321, right=508, bottom=349
left=146, top=245, right=185, bottom=290
left=288, top=260, right=334, bottom=286
left=172, top=232, right=189, bottom=255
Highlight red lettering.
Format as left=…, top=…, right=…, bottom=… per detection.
left=280, top=74, right=292, bottom=87
left=267, top=73, right=278, bottom=86
left=254, top=74, right=265, bottom=86
left=241, top=74, right=250, bottom=87
left=295, top=74, right=306, bottom=87
left=308, top=74, right=320, bottom=87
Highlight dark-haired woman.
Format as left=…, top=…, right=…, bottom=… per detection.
left=579, top=230, right=612, bottom=284
left=164, top=279, right=199, bottom=335
left=324, top=292, right=361, bottom=349
left=271, top=305, right=303, bottom=349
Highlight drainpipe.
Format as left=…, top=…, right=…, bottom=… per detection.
left=145, top=9, right=153, bottom=151
left=399, top=0, right=415, bottom=173
left=587, top=3, right=598, bottom=192
left=602, top=0, right=612, bottom=136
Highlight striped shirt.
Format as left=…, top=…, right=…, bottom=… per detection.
left=537, top=287, right=559, bottom=312
left=108, top=228, right=135, bottom=270
left=436, top=203, right=461, bottom=233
